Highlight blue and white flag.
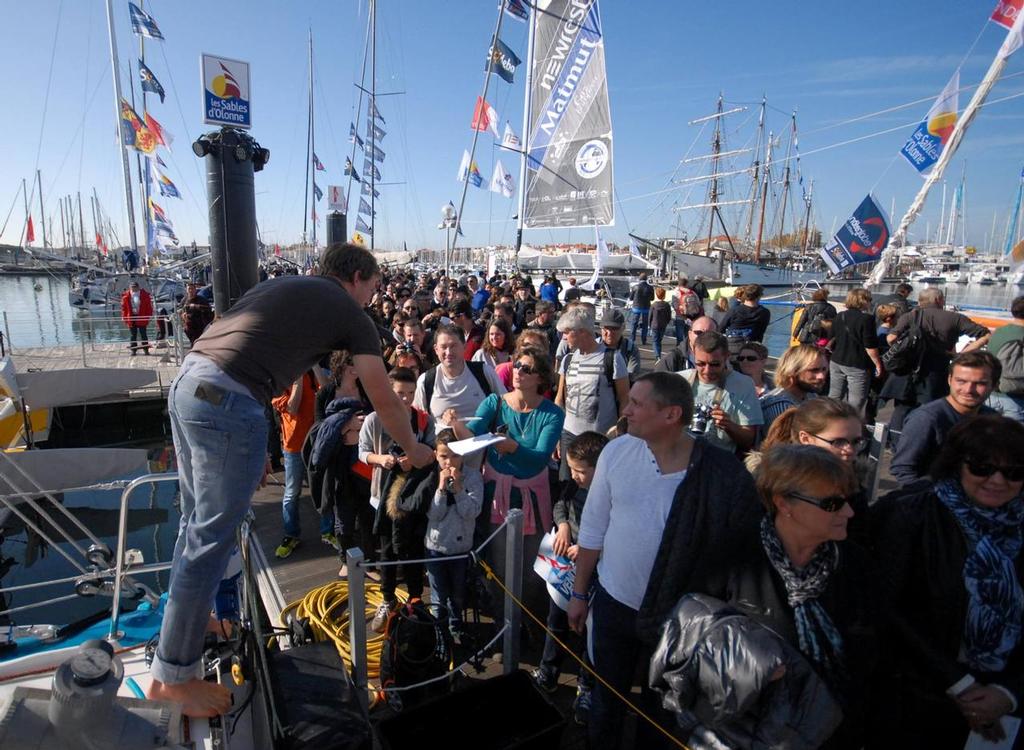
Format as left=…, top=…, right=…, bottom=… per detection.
left=629, top=237, right=642, bottom=258
left=456, top=150, right=483, bottom=187
left=313, top=182, right=323, bottom=202
left=313, top=153, right=325, bottom=171
left=818, top=194, right=891, bottom=274
left=355, top=216, right=372, bottom=234
left=138, top=60, right=165, bottom=102
left=369, top=100, right=385, bottom=124
left=899, top=72, right=959, bottom=175
left=345, top=157, right=361, bottom=182
left=504, top=0, right=529, bottom=22
left=501, top=121, right=521, bottom=151
left=354, top=133, right=364, bottom=150
left=486, top=38, right=521, bottom=84
left=368, top=122, right=386, bottom=142
left=489, top=159, right=515, bottom=198
left=359, top=198, right=376, bottom=217
left=128, top=3, right=164, bottom=40
left=361, top=182, right=380, bottom=199
left=368, top=144, right=385, bottom=163
left=362, top=160, right=381, bottom=181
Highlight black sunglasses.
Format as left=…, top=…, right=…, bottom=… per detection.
left=965, top=459, right=1024, bottom=482
left=787, top=491, right=850, bottom=513
left=735, top=355, right=762, bottom=362
left=513, top=361, right=537, bottom=375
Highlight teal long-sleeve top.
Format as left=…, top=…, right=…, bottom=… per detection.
left=470, top=393, right=565, bottom=479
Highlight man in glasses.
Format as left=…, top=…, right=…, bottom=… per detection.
left=677, top=331, right=763, bottom=453
left=891, top=351, right=1000, bottom=486
left=654, top=315, right=718, bottom=373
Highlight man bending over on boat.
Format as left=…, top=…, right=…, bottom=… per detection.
left=148, top=243, right=435, bottom=718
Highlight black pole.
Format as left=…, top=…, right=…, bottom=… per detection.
left=196, top=127, right=268, bottom=315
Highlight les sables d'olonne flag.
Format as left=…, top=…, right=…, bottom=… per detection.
left=471, top=97, right=500, bottom=138
left=128, top=2, right=164, bottom=40
left=154, top=168, right=181, bottom=199
left=899, top=72, right=958, bottom=175
left=457, top=150, right=483, bottom=188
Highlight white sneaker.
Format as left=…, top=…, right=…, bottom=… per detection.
left=371, top=600, right=397, bottom=633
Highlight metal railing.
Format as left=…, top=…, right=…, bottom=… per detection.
left=344, top=508, right=525, bottom=713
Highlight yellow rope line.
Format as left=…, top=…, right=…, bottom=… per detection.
left=477, top=559, right=691, bottom=750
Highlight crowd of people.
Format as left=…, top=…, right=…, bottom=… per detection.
left=154, top=244, right=1024, bottom=750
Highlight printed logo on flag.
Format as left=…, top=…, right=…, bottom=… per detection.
left=575, top=139, right=610, bottom=179
left=992, top=0, right=1024, bottom=30
left=899, top=72, right=958, bottom=175
left=201, top=54, right=251, bottom=128
left=817, top=194, right=891, bottom=274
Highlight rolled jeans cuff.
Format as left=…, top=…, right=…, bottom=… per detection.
left=150, top=652, right=204, bottom=685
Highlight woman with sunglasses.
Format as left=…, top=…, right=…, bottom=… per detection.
left=445, top=346, right=565, bottom=616
left=696, top=444, right=876, bottom=749
left=736, top=342, right=773, bottom=398
left=870, top=414, right=1024, bottom=748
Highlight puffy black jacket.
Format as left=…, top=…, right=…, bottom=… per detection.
left=649, top=593, right=843, bottom=750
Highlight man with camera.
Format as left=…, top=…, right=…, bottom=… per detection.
left=676, top=331, right=763, bottom=453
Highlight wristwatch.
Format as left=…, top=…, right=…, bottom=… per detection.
left=570, top=591, right=589, bottom=602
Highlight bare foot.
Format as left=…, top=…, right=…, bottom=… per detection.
left=148, top=677, right=232, bottom=718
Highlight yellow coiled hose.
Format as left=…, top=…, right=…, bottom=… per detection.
left=279, top=579, right=409, bottom=706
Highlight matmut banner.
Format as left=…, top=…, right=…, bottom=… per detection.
left=992, top=0, right=1024, bottom=30
left=525, top=0, right=614, bottom=229
left=818, top=194, right=891, bottom=274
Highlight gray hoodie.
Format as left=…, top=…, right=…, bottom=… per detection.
left=424, top=470, right=484, bottom=555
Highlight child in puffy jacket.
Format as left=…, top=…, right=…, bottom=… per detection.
left=424, top=429, right=484, bottom=643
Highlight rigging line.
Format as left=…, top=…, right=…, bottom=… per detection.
left=954, top=17, right=992, bottom=76
left=39, top=69, right=108, bottom=203
left=869, top=155, right=900, bottom=195
left=76, top=3, right=94, bottom=200
left=157, top=44, right=206, bottom=212
left=32, top=0, right=65, bottom=182
left=0, top=185, right=22, bottom=240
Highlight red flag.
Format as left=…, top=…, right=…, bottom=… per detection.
left=144, top=111, right=174, bottom=147
left=992, top=0, right=1024, bottom=30
left=274, top=244, right=281, bottom=256
left=471, top=96, right=500, bottom=137
left=25, top=215, right=35, bottom=243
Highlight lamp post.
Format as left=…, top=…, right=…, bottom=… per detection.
left=440, top=201, right=457, bottom=278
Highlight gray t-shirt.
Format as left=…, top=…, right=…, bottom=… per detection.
left=413, top=363, right=505, bottom=422
left=559, top=345, right=626, bottom=435
left=680, top=369, right=764, bottom=453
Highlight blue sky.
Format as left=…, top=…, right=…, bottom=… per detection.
left=1, top=1, right=1023, bottom=253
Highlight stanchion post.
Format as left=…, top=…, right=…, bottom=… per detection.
left=346, top=546, right=369, bottom=714
left=502, top=509, right=524, bottom=675
left=3, top=311, right=12, bottom=355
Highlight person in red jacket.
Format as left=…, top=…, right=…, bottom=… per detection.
left=121, top=281, right=154, bottom=355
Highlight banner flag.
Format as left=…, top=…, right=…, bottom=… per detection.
left=156, top=154, right=167, bottom=168
left=154, top=169, right=181, bottom=198
left=486, top=37, right=521, bottom=84
left=368, top=122, right=386, bottom=141
left=991, top=0, right=1024, bottom=30
left=128, top=3, right=163, bottom=40
left=138, top=60, right=165, bottom=102
left=369, top=144, right=386, bottom=162
left=313, top=182, right=323, bottom=202
left=818, top=194, right=891, bottom=274
left=504, top=0, right=530, bottom=22
left=899, top=72, right=959, bottom=175
left=471, top=96, right=501, bottom=137
left=489, top=159, right=515, bottom=198
left=349, top=122, right=356, bottom=139
left=328, top=185, right=347, bottom=212
left=25, top=215, right=34, bottom=244
left=501, top=121, right=521, bottom=150
left=361, top=181, right=380, bottom=199
left=345, top=157, right=361, bottom=182
left=354, top=133, right=364, bottom=149
left=355, top=216, right=372, bottom=234
left=370, top=100, right=385, bottom=124
left=143, top=111, right=174, bottom=148
left=120, top=98, right=157, bottom=156
left=359, top=198, right=376, bottom=217
left=525, top=0, right=614, bottom=228
left=457, top=150, right=483, bottom=187
left=313, top=152, right=325, bottom=171
left=629, top=237, right=642, bottom=258
left=362, top=160, right=381, bottom=181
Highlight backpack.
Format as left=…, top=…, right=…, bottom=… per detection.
left=796, top=303, right=828, bottom=344
left=422, top=360, right=494, bottom=414
left=996, top=337, right=1024, bottom=395
left=379, top=600, right=453, bottom=710
left=565, top=348, right=619, bottom=409
left=676, top=288, right=701, bottom=319
left=881, top=309, right=926, bottom=377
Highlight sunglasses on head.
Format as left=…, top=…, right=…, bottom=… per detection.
left=965, top=459, right=1024, bottom=482
left=787, top=491, right=850, bottom=513
left=513, top=361, right=537, bottom=375
left=735, top=355, right=762, bottom=362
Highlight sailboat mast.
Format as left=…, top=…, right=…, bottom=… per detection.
left=138, top=6, right=152, bottom=259
left=938, top=181, right=947, bottom=245
left=754, top=132, right=773, bottom=263
left=59, top=195, right=68, bottom=254
left=20, top=178, right=29, bottom=252
left=744, top=97, right=765, bottom=246
left=304, top=29, right=314, bottom=252
left=37, top=169, right=47, bottom=249
left=77, top=192, right=86, bottom=262
left=775, top=112, right=795, bottom=250
left=514, top=1, right=538, bottom=265
left=801, top=179, right=814, bottom=253
left=372, top=4, right=381, bottom=244
left=707, top=95, right=723, bottom=276
left=104, top=0, right=139, bottom=257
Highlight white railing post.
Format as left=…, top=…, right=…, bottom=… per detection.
left=346, top=546, right=369, bottom=713
left=501, top=508, right=524, bottom=674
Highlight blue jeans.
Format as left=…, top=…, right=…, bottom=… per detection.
left=630, top=308, right=650, bottom=344
left=426, top=550, right=468, bottom=630
left=652, top=328, right=666, bottom=360
left=281, top=450, right=333, bottom=537
left=153, top=370, right=268, bottom=685
left=588, top=584, right=671, bottom=750
left=673, top=318, right=687, bottom=343
left=988, top=392, right=1024, bottom=423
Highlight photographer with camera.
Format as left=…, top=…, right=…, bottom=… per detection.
left=677, top=331, right=763, bottom=454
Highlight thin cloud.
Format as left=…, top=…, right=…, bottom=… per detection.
left=802, top=54, right=984, bottom=85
